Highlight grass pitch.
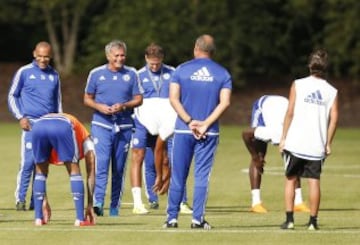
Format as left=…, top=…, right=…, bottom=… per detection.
left=0, top=124, right=359, bottom=244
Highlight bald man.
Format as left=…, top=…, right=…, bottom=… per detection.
left=164, top=34, right=232, bottom=230
left=8, top=41, right=62, bottom=211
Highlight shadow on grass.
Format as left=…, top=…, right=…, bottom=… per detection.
left=320, top=208, right=360, bottom=211
left=206, top=206, right=360, bottom=212
left=331, top=226, right=360, bottom=230
left=220, top=223, right=281, bottom=229
left=206, top=205, right=254, bottom=213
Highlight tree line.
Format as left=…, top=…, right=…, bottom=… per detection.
left=1, top=0, right=359, bottom=88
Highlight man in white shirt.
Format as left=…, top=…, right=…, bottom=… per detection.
left=279, top=49, right=338, bottom=230
left=242, top=95, right=309, bottom=213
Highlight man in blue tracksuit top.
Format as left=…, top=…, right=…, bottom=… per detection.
left=130, top=43, right=176, bottom=214
left=165, top=34, right=232, bottom=229
left=131, top=43, right=191, bottom=214
left=84, top=40, right=142, bottom=217
left=8, top=41, right=62, bottom=211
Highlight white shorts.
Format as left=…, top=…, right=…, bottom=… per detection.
left=134, top=98, right=176, bottom=140
left=254, top=125, right=282, bottom=144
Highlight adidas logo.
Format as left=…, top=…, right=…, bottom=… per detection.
left=304, top=90, right=325, bottom=105
left=190, top=67, right=213, bottom=82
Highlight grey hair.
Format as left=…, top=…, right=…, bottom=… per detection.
left=195, top=34, right=216, bottom=55
left=105, top=40, right=127, bottom=55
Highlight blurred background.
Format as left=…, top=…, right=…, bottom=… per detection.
left=1, top=0, right=359, bottom=126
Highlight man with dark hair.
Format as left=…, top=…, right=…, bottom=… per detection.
left=131, top=43, right=192, bottom=214
left=280, top=49, right=338, bottom=230
left=243, top=95, right=309, bottom=213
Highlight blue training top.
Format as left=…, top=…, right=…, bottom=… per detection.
left=84, top=64, right=142, bottom=127
left=171, top=57, right=232, bottom=134
left=8, top=60, right=62, bottom=120
left=137, top=64, right=175, bottom=99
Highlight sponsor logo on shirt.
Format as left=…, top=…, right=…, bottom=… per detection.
left=190, top=67, right=213, bottom=82
left=304, top=90, right=325, bottom=105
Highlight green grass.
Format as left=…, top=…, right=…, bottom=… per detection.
left=0, top=124, right=359, bottom=244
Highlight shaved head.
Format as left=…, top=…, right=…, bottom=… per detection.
left=195, top=34, right=216, bottom=56
left=33, top=41, right=52, bottom=69
left=35, top=41, right=51, bottom=50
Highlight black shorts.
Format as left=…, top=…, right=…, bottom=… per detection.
left=282, top=150, right=323, bottom=179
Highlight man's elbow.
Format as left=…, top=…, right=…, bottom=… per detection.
left=221, top=100, right=231, bottom=111
left=138, top=97, right=143, bottom=106
left=330, top=114, right=338, bottom=127
left=83, top=97, right=90, bottom=107
left=169, top=97, right=177, bottom=108
left=133, top=96, right=143, bottom=107
left=225, top=100, right=231, bottom=109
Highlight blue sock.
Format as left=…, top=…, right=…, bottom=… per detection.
left=33, top=174, right=47, bottom=220
left=70, top=174, right=85, bottom=221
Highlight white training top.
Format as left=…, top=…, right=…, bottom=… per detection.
left=134, top=98, right=177, bottom=140
left=284, top=75, right=337, bottom=160
left=253, top=95, right=288, bottom=144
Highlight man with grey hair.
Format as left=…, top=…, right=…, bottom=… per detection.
left=84, top=40, right=143, bottom=217
left=164, top=34, right=232, bottom=229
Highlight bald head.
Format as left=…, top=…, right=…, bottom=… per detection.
left=194, top=34, right=216, bottom=58
left=33, top=41, right=52, bottom=69
left=35, top=41, right=51, bottom=50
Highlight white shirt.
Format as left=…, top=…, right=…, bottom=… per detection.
left=284, top=76, right=337, bottom=160
left=254, top=95, right=288, bottom=144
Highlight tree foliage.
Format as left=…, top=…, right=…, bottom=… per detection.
left=1, top=0, right=360, bottom=85
left=27, top=0, right=92, bottom=76
left=324, top=0, right=360, bottom=79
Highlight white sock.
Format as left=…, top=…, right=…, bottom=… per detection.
left=251, top=189, right=261, bottom=206
left=132, top=187, right=143, bottom=208
left=294, top=188, right=303, bottom=205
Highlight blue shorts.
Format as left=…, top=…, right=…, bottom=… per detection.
left=32, top=118, right=78, bottom=163
left=132, top=117, right=157, bottom=149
